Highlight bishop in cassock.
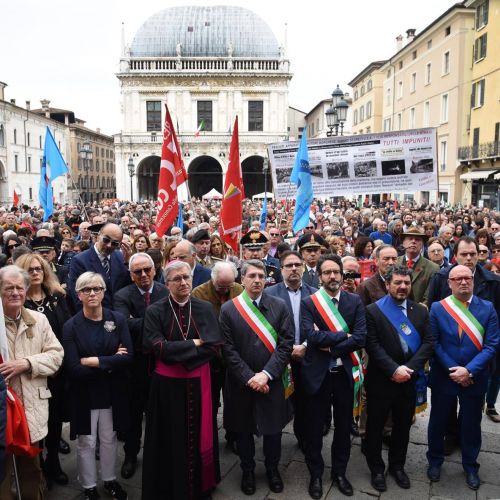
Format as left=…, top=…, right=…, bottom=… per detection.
left=142, top=260, right=224, bottom=500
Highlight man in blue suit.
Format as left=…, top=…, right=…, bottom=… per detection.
left=427, top=265, right=499, bottom=491
left=68, top=223, right=132, bottom=310
left=301, top=254, right=366, bottom=499
left=173, top=239, right=211, bottom=288
left=265, top=250, right=316, bottom=451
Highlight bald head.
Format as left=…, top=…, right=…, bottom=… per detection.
left=448, top=265, right=473, bottom=301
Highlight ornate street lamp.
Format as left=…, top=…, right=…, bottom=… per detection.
left=325, top=85, right=349, bottom=136
left=128, top=156, right=135, bottom=202
left=79, top=141, right=93, bottom=203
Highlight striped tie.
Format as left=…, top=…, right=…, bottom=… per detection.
left=102, top=257, right=110, bottom=277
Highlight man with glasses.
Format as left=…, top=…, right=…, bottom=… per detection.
left=114, top=253, right=168, bottom=479
left=301, top=254, right=366, bottom=498
left=68, top=223, right=131, bottom=310
left=426, top=240, right=448, bottom=269
left=427, top=265, right=499, bottom=490
left=267, top=229, right=282, bottom=258
left=266, top=251, right=317, bottom=452
left=220, top=260, right=294, bottom=495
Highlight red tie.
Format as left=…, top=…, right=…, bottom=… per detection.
left=407, top=259, right=414, bottom=270
left=144, top=291, right=151, bottom=307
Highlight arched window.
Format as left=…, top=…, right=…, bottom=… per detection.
left=96, top=160, right=99, bottom=172
left=360, top=85, right=365, bottom=96
left=354, top=90, right=358, bottom=100
left=0, top=125, right=4, bottom=146
left=366, top=101, right=372, bottom=119
left=90, top=177, right=94, bottom=189
left=13, top=129, right=17, bottom=144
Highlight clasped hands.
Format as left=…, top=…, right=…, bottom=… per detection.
left=247, top=371, right=269, bottom=394
left=392, top=365, right=414, bottom=383
left=449, top=366, right=472, bottom=387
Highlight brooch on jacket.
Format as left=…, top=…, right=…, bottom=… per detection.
left=104, top=321, right=116, bottom=333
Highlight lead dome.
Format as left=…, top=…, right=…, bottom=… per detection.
left=130, top=5, right=281, bottom=58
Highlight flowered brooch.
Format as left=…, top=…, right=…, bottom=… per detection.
left=104, top=321, right=116, bottom=333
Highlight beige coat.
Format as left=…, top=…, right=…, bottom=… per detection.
left=5, top=307, right=64, bottom=444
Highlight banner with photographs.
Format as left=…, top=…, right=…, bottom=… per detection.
left=267, top=128, right=437, bottom=199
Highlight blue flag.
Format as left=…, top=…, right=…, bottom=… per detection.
left=39, top=127, right=68, bottom=221
left=177, top=202, right=183, bottom=228
left=259, top=195, right=268, bottom=230
left=290, top=128, right=313, bottom=233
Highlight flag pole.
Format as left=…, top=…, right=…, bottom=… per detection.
left=67, top=170, right=90, bottom=222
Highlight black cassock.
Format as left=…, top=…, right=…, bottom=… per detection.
left=142, top=296, right=223, bottom=500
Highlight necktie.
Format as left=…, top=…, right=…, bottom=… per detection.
left=309, top=269, right=315, bottom=279
left=144, top=291, right=151, bottom=307
left=102, top=257, right=110, bottom=277
left=332, top=297, right=338, bottom=307
left=406, top=259, right=414, bottom=270
left=252, top=300, right=259, bottom=309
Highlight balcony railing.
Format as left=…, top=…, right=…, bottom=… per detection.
left=114, top=132, right=287, bottom=145
left=121, top=56, right=288, bottom=74
left=458, top=141, right=500, bottom=161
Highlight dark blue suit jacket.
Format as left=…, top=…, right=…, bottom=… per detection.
left=68, top=247, right=131, bottom=310
left=429, top=295, right=499, bottom=396
left=265, top=281, right=317, bottom=336
left=192, top=263, right=211, bottom=288
left=300, top=290, right=366, bottom=395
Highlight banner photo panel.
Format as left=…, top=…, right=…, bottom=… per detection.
left=268, top=128, right=437, bottom=198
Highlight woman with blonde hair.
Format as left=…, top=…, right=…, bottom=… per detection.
left=163, top=240, right=179, bottom=266
left=15, top=253, right=72, bottom=486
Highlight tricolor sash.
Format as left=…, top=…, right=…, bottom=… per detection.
left=233, top=291, right=294, bottom=398
left=310, top=288, right=364, bottom=410
left=440, top=295, right=484, bottom=351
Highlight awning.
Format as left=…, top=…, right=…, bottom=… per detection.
left=460, top=170, right=497, bottom=180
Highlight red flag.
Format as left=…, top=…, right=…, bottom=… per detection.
left=13, top=190, right=19, bottom=206
left=220, top=117, right=244, bottom=251
left=156, top=105, right=182, bottom=237
left=165, top=105, right=188, bottom=187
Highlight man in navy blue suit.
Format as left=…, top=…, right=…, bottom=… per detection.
left=301, top=254, right=366, bottom=499
left=265, top=250, right=316, bottom=451
left=68, top=223, right=131, bottom=310
left=173, top=239, right=211, bottom=288
left=427, top=265, right=499, bottom=491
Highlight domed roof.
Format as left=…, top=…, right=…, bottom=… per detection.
left=130, top=5, right=280, bottom=58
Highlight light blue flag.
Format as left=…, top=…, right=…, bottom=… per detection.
left=259, top=195, right=268, bottom=230
left=39, top=127, right=68, bottom=221
left=290, top=128, right=313, bottom=233
left=177, top=202, right=183, bottom=228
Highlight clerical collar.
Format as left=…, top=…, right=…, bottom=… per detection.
left=171, top=296, right=190, bottom=307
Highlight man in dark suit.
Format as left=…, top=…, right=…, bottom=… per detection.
left=301, top=254, right=366, bottom=498
left=266, top=250, right=316, bottom=450
left=68, top=223, right=131, bottom=310
left=298, top=233, right=328, bottom=289
left=365, top=265, right=434, bottom=492
left=427, top=265, right=499, bottom=490
left=173, top=239, right=211, bottom=288
left=220, top=259, right=294, bottom=496
left=114, top=252, right=169, bottom=479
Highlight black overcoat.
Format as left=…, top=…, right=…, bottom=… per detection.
left=220, top=293, right=294, bottom=435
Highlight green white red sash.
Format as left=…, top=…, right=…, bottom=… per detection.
left=233, top=291, right=294, bottom=398
left=440, top=295, right=484, bottom=351
left=310, top=288, right=364, bottom=412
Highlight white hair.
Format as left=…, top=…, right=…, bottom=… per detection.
left=128, top=252, right=155, bottom=271
left=211, top=261, right=238, bottom=282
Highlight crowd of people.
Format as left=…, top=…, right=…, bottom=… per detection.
left=0, top=196, right=499, bottom=500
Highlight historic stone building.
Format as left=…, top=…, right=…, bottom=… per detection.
left=114, top=5, right=292, bottom=201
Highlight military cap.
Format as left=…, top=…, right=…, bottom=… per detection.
left=191, top=229, right=211, bottom=243
left=240, top=230, right=269, bottom=249
left=88, top=223, right=105, bottom=235
left=31, top=236, right=57, bottom=252
left=297, top=232, right=327, bottom=250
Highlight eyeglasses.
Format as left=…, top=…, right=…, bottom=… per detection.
left=448, top=277, right=473, bottom=283
left=188, top=220, right=196, bottom=224
left=78, top=286, right=105, bottom=295
left=102, top=235, right=121, bottom=247
left=167, top=274, right=192, bottom=284
left=478, top=250, right=489, bottom=254
left=282, top=262, right=302, bottom=269
left=270, top=232, right=280, bottom=236
left=62, top=230, right=71, bottom=234
left=131, top=267, right=153, bottom=276
left=129, top=226, right=137, bottom=230
left=28, top=266, right=43, bottom=274
left=306, top=226, right=315, bottom=229
left=321, top=269, right=342, bottom=276
left=8, top=244, right=20, bottom=249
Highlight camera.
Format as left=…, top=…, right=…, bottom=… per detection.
left=343, top=272, right=361, bottom=280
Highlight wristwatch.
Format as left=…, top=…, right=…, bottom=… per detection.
left=468, top=370, right=474, bottom=379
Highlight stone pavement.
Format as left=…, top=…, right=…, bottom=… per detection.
left=49, top=400, right=500, bottom=500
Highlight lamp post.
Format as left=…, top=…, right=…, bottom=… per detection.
left=79, top=141, right=93, bottom=203
left=325, top=84, right=349, bottom=136
left=128, top=156, right=135, bottom=202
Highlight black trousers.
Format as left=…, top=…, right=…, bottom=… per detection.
left=236, top=433, right=281, bottom=472
left=365, top=381, right=415, bottom=474
left=290, top=360, right=307, bottom=444
left=305, top=369, right=353, bottom=478
left=45, top=375, right=66, bottom=462
left=123, top=356, right=150, bottom=459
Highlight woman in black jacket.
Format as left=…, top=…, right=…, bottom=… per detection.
left=63, top=271, right=133, bottom=500
left=16, top=253, right=72, bottom=486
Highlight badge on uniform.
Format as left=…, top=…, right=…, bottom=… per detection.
left=400, top=323, right=411, bottom=336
